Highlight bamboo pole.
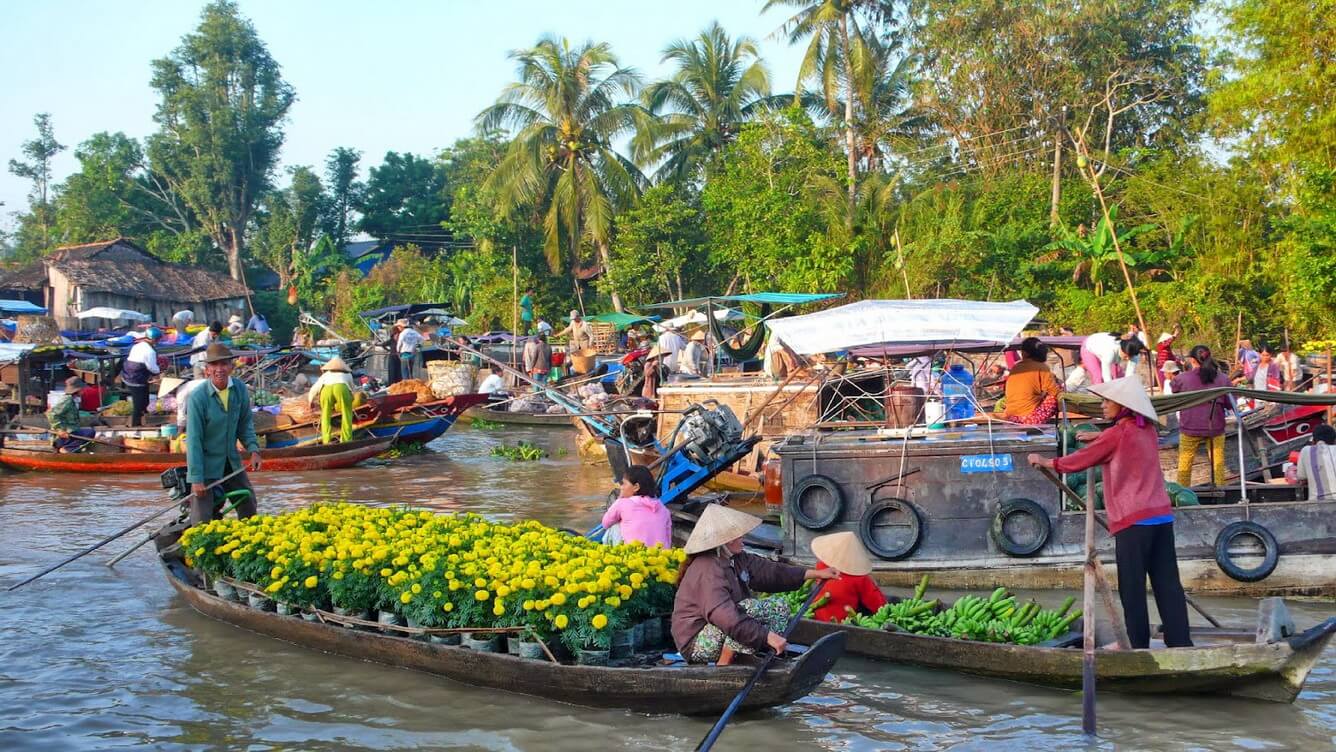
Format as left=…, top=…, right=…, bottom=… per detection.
left=1070, top=129, right=1155, bottom=388
left=1082, top=467, right=1098, bottom=735
left=1328, top=348, right=1333, bottom=424
left=511, top=246, right=519, bottom=378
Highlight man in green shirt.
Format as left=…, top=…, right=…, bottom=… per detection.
left=520, top=287, right=535, bottom=335
left=184, top=343, right=261, bottom=524
left=46, top=377, right=94, bottom=452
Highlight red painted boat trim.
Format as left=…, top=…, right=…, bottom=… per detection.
left=0, top=437, right=392, bottom=474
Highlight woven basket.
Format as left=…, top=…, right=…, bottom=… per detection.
left=570, top=349, right=597, bottom=374
left=589, top=322, right=618, bottom=355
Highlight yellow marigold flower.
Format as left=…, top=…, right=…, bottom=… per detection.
left=475, top=589, right=490, bottom=601
left=554, top=614, right=569, bottom=629
left=492, top=603, right=505, bottom=616
left=380, top=568, right=392, bottom=578
left=400, top=591, right=413, bottom=604
left=550, top=592, right=567, bottom=606
left=411, top=583, right=422, bottom=594
left=474, top=577, right=487, bottom=588
left=592, top=614, right=608, bottom=630
left=266, top=581, right=283, bottom=593
left=304, top=576, right=318, bottom=588
left=523, top=600, right=534, bottom=611
left=333, top=571, right=344, bottom=580
left=442, top=602, right=454, bottom=613
left=194, top=547, right=205, bottom=557
left=495, top=585, right=510, bottom=598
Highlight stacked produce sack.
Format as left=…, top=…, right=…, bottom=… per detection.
left=426, top=361, right=476, bottom=398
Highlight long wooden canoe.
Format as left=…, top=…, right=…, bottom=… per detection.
left=0, top=436, right=393, bottom=474
left=163, top=559, right=846, bottom=714
left=463, top=404, right=576, bottom=427
left=791, top=614, right=1336, bottom=703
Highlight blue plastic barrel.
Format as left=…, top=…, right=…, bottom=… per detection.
left=941, top=364, right=976, bottom=421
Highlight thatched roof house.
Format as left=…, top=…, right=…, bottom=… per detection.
left=0, top=238, right=250, bottom=328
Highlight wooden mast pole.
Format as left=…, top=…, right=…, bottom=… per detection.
left=1081, top=466, right=1098, bottom=735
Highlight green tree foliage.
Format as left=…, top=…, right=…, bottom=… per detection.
left=356, top=151, right=448, bottom=241
left=251, top=166, right=324, bottom=290
left=6, top=113, right=65, bottom=259
left=604, top=183, right=708, bottom=307
left=477, top=36, right=649, bottom=312
left=147, top=0, right=295, bottom=280
left=321, top=147, right=363, bottom=248
left=639, top=22, right=774, bottom=183
left=1041, top=205, right=1156, bottom=296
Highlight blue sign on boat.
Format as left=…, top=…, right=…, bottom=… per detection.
left=960, top=454, right=1013, bottom=473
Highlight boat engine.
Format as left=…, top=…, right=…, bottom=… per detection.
left=676, top=402, right=744, bottom=466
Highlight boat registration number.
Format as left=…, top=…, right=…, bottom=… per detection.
left=960, top=454, right=1013, bottom=473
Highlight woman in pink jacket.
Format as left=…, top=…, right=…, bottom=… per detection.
left=1028, top=376, right=1192, bottom=650
left=602, top=465, right=672, bottom=548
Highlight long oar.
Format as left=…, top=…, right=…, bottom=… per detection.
left=695, top=584, right=825, bottom=752
left=5, top=468, right=246, bottom=592
left=1035, top=465, right=1223, bottom=629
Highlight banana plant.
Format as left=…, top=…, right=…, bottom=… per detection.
left=1040, top=205, right=1156, bottom=295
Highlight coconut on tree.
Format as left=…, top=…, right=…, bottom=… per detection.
left=477, top=36, right=649, bottom=313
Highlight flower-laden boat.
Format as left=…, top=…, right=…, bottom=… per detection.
left=0, top=436, right=392, bottom=474
left=165, top=504, right=845, bottom=713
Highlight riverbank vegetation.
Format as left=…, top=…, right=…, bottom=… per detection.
left=5, top=0, right=1333, bottom=346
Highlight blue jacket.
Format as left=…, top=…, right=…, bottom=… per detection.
left=185, top=377, right=260, bottom=483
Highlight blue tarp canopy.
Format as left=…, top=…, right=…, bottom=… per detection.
left=358, top=303, right=453, bottom=319
left=639, top=292, right=843, bottom=310
left=0, top=299, right=46, bottom=315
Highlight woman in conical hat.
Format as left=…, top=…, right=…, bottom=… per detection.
left=307, top=356, right=357, bottom=444
left=807, top=532, right=889, bottom=623
left=1028, top=375, right=1192, bottom=650
left=671, top=504, right=836, bottom=663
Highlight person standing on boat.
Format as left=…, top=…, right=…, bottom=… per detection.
left=556, top=310, right=594, bottom=357
left=190, top=321, right=223, bottom=378
left=1171, top=345, right=1233, bottom=487
left=1002, top=337, right=1062, bottom=424
left=1028, top=376, right=1193, bottom=650
left=600, top=465, right=671, bottom=547
left=1296, top=424, right=1336, bottom=501
left=171, top=309, right=194, bottom=339
left=677, top=329, right=707, bottom=378
left=523, top=332, right=552, bottom=385
left=395, top=318, right=425, bottom=381
left=519, top=287, right=535, bottom=335
left=121, top=327, right=161, bottom=427
left=1079, top=331, right=1146, bottom=385
left=1277, top=342, right=1302, bottom=391
left=656, top=324, right=687, bottom=372
left=185, top=343, right=260, bottom=524
left=672, top=504, right=836, bottom=663
left=307, top=356, right=356, bottom=444
left=808, top=531, right=888, bottom=623
left=47, top=377, right=94, bottom=453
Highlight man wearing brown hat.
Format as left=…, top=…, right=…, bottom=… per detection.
left=46, top=376, right=95, bottom=453
left=184, top=343, right=261, bottom=523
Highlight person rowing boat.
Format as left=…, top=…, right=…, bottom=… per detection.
left=185, top=343, right=261, bottom=524
left=671, top=504, right=835, bottom=663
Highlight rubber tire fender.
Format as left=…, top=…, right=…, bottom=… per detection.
left=1214, top=520, right=1280, bottom=583
left=787, top=474, right=845, bottom=531
left=858, top=498, right=924, bottom=560
left=989, top=498, right=1052, bottom=557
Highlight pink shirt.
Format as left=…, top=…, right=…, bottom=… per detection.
left=1052, top=415, right=1171, bottom=534
left=601, top=495, right=672, bottom=548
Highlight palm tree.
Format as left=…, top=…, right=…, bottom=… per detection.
left=638, top=22, right=775, bottom=184
left=848, top=36, right=926, bottom=174
left=766, top=0, right=893, bottom=213
left=477, top=36, right=648, bottom=312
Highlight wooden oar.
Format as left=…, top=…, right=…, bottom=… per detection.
left=695, top=584, right=825, bottom=752
left=5, top=468, right=246, bottom=592
left=1036, top=465, right=1224, bottom=629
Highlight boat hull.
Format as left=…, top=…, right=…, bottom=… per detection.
left=463, top=405, right=575, bottom=427
left=164, top=561, right=845, bottom=714
left=791, top=616, right=1336, bottom=703
left=0, top=437, right=392, bottom=474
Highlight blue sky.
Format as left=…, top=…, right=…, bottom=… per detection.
left=0, top=1, right=808, bottom=231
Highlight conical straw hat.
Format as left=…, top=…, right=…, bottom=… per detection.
left=810, top=531, right=873, bottom=576
left=684, top=504, right=762, bottom=554
left=322, top=356, right=350, bottom=372
left=1088, top=375, right=1157, bottom=421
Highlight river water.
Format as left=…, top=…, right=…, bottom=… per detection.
left=1, top=425, right=1332, bottom=751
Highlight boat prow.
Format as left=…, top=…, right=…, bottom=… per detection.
left=792, top=614, right=1336, bottom=703
left=163, top=558, right=845, bottom=714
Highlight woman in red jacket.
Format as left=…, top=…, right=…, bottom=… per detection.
left=1028, top=376, right=1192, bottom=649
left=809, top=531, right=888, bottom=623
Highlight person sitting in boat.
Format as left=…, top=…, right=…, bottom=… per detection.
left=641, top=346, right=664, bottom=399
left=1296, top=424, right=1336, bottom=501
left=1002, top=337, right=1061, bottom=425
left=672, top=504, right=836, bottom=663
left=185, top=343, right=260, bottom=524
left=1028, top=376, right=1192, bottom=650
left=808, top=531, right=888, bottom=623
left=46, top=377, right=95, bottom=453
left=307, top=356, right=356, bottom=444
left=1079, top=331, right=1146, bottom=385
left=676, top=329, right=707, bottom=378
left=476, top=369, right=506, bottom=397
left=601, top=465, right=671, bottom=548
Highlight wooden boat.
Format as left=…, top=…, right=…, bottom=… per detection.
left=463, top=404, right=575, bottom=427
left=0, top=436, right=393, bottom=474
left=262, top=394, right=487, bottom=448
left=791, top=611, right=1336, bottom=703
left=162, top=557, right=846, bottom=714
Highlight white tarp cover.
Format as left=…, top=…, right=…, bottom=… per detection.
left=0, top=343, right=37, bottom=364
left=76, top=307, right=151, bottom=321
left=764, top=299, right=1039, bottom=355
left=654, top=307, right=743, bottom=332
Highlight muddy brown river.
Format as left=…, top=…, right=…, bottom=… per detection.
left=1, top=425, right=1332, bottom=750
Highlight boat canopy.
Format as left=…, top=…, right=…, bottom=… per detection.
left=0, top=300, right=46, bottom=316
left=655, top=307, right=742, bottom=331
left=582, top=312, right=659, bottom=329
left=0, top=343, right=36, bottom=364
left=358, top=302, right=453, bottom=319
left=75, top=306, right=151, bottom=321
left=849, top=335, right=1084, bottom=359
left=765, top=299, right=1039, bottom=355
left=640, top=292, right=843, bottom=310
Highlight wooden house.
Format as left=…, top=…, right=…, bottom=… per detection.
left=0, top=238, right=250, bottom=328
